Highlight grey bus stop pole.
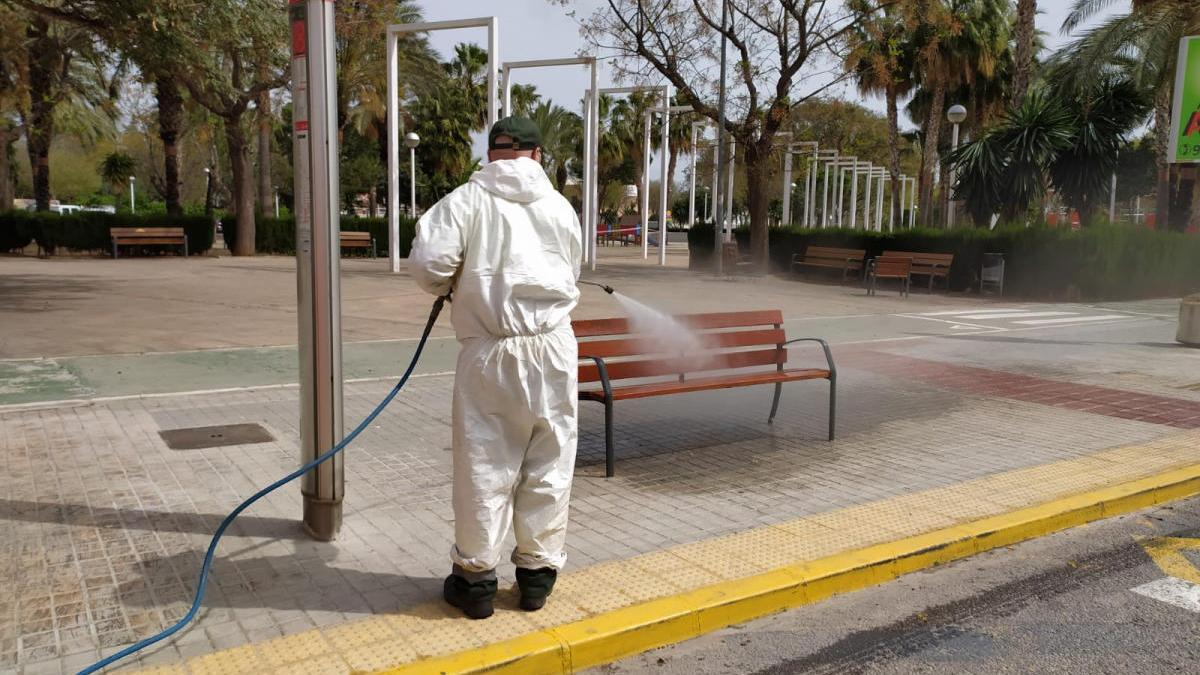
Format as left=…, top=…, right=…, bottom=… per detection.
left=291, top=0, right=343, bottom=541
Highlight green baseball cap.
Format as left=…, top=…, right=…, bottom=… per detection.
left=488, top=116, right=542, bottom=150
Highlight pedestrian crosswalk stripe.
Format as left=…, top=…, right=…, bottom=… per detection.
left=1014, top=315, right=1129, bottom=325
left=955, top=311, right=1075, bottom=320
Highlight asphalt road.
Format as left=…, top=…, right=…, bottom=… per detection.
left=595, top=495, right=1200, bottom=674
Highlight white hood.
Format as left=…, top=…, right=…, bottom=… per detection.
left=469, top=157, right=555, bottom=204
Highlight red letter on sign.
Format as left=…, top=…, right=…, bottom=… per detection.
left=1186, top=111, right=1200, bottom=137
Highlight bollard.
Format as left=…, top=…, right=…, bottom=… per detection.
left=721, top=242, right=740, bottom=278
left=1178, top=294, right=1200, bottom=347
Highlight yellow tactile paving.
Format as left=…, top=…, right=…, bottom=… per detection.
left=137, top=428, right=1200, bottom=675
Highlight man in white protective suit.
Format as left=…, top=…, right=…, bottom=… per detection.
left=409, top=116, right=582, bottom=619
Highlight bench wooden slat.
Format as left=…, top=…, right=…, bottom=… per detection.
left=111, top=227, right=185, bottom=237
left=573, top=309, right=783, bottom=338
left=872, top=257, right=912, bottom=278
left=579, top=328, right=786, bottom=359
left=111, top=237, right=187, bottom=244
left=581, top=368, right=830, bottom=401
left=579, top=347, right=785, bottom=383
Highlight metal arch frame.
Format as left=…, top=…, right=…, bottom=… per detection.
left=500, top=57, right=599, bottom=269
left=386, top=17, right=499, bottom=274
left=598, top=85, right=672, bottom=266
left=780, top=141, right=818, bottom=227
left=826, top=156, right=857, bottom=228
left=812, top=150, right=839, bottom=228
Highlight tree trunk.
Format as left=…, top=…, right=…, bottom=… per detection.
left=918, top=80, right=946, bottom=227
left=556, top=163, right=568, bottom=191
left=257, top=84, right=273, bottom=217
left=0, top=126, right=12, bottom=211
left=225, top=119, right=256, bottom=256
left=156, top=75, right=184, bottom=215
left=1013, top=0, right=1036, bottom=106
left=744, top=138, right=770, bottom=272
left=26, top=16, right=57, bottom=212
left=1153, top=85, right=1172, bottom=230
left=885, top=84, right=902, bottom=229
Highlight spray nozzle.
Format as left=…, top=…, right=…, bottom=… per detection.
left=579, top=280, right=615, bottom=295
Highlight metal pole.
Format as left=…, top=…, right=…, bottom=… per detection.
left=291, top=0, right=343, bottom=541
left=409, top=146, right=416, bottom=217
left=689, top=124, right=698, bottom=228
left=129, top=177, right=135, bottom=213
left=275, top=190, right=280, bottom=218
left=804, top=156, right=815, bottom=227
left=1108, top=160, right=1118, bottom=223
left=714, top=0, right=728, bottom=274
left=947, top=121, right=960, bottom=228
left=781, top=148, right=793, bottom=225
left=849, top=163, right=859, bottom=229
left=876, top=173, right=885, bottom=230
left=837, top=166, right=845, bottom=228
left=386, top=29, right=400, bottom=273
left=863, top=165, right=872, bottom=229
left=589, top=71, right=599, bottom=271
left=725, top=137, right=735, bottom=225
left=581, top=92, right=592, bottom=266
left=641, top=112, right=651, bottom=259
left=487, top=20, right=499, bottom=129
left=822, top=154, right=834, bottom=228
left=659, top=90, right=671, bottom=266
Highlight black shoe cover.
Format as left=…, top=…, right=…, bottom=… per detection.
left=443, top=574, right=496, bottom=619
left=515, top=567, right=557, bottom=611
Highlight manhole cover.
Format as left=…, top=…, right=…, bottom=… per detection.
left=159, top=423, right=274, bottom=450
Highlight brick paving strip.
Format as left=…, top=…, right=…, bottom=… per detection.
left=126, top=429, right=1200, bottom=675
left=847, top=350, right=1200, bottom=429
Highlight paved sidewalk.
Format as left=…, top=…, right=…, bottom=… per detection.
left=2, top=254, right=1197, bottom=673
left=4, top=321, right=1200, bottom=672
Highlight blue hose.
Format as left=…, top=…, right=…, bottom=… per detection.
left=79, top=295, right=448, bottom=674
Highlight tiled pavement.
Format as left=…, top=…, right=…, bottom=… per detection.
left=4, top=328, right=1197, bottom=674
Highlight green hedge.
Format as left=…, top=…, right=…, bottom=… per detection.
left=221, top=215, right=417, bottom=257
left=0, top=211, right=214, bottom=255
left=687, top=224, right=1200, bottom=300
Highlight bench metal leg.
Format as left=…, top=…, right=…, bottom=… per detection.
left=768, top=382, right=783, bottom=424
left=183, top=235, right=189, bottom=258
left=603, top=395, right=615, bottom=478
left=827, top=375, right=837, bottom=441
left=111, top=241, right=118, bottom=259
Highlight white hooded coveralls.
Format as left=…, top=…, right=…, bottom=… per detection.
left=409, top=157, right=582, bottom=574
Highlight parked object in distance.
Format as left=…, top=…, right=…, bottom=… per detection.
left=1178, top=295, right=1200, bottom=347
left=83, top=205, right=116, bottom=214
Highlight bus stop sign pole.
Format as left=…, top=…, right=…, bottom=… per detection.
left=290, top=0, right=344, bottom=541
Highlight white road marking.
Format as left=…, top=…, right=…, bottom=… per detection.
left=954, top=311, right=1075, bottom=320
left=1013, top=315, right=1130, bottom=326
left=897, top=315, right=1001, bottom=331
left=950, top=325, right=986, bottom=330
left=1131, top=576, right=1200, bottom=613
left=916, top=308, right=1028, bottom=316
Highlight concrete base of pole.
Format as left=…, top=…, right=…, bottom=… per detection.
left=1177, top=295, right=1200, bottom=347
left=302, top=496, right=343, bottom=541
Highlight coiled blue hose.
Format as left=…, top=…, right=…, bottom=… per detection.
left=79, top=295, right=448, bottom=674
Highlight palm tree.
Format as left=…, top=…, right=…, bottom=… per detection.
left=510, top=84, right=541, bottom=117
left=1012, top=0, right=1037, bottom=105
left=846, top=0, right=913, bottom=229
left=908, top=0, right=1011, bottom=226
left=530, top=101, right=582, bottom=190
left=337, top=0, right=441, bottom=182
left=445, top=43, right=489, bottom=131
left=1057, top=0, right=1200, bottom=230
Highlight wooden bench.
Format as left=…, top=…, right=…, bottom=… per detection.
left=882, top=250, right=954, bottom=292
left=111, top=227, right=188, bottom=258
left=790, top=246, right=866, bottom=283
left=574, top=309, right=836, bottom=477
left=339, top=231, right=376, bottom=257
left=867, top=256, right=912, bottom=297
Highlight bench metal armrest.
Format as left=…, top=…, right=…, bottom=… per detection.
left=580, top=354, right=614, bottom=401
left=781, top=337, right=837, bottom=379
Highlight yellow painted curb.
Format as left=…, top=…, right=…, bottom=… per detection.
left=375, top=462, right=1200, bottom=675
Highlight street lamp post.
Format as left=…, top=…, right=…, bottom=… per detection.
left=203, top=168, right=213, bottom=216
left=404, top=132, right=420, bottom=218
left=129, top=176, right=136, bottom=214
left=274, top=187, right=280, bottom=218
left=946, top=104, right=967, bottom=228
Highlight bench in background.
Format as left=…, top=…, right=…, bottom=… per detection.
left=790, top=246, right=866, bottom=283
left=111, top=227, right=187, bottom=258
left=882, top=250, right=954, bottom=292
left=339, top=231, right=376, bottom=257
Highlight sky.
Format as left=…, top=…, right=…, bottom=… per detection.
left=418, top=1, right=1131, bottom=161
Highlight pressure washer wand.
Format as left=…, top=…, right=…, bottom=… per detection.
left=579, top=280, right=615, bottom=294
